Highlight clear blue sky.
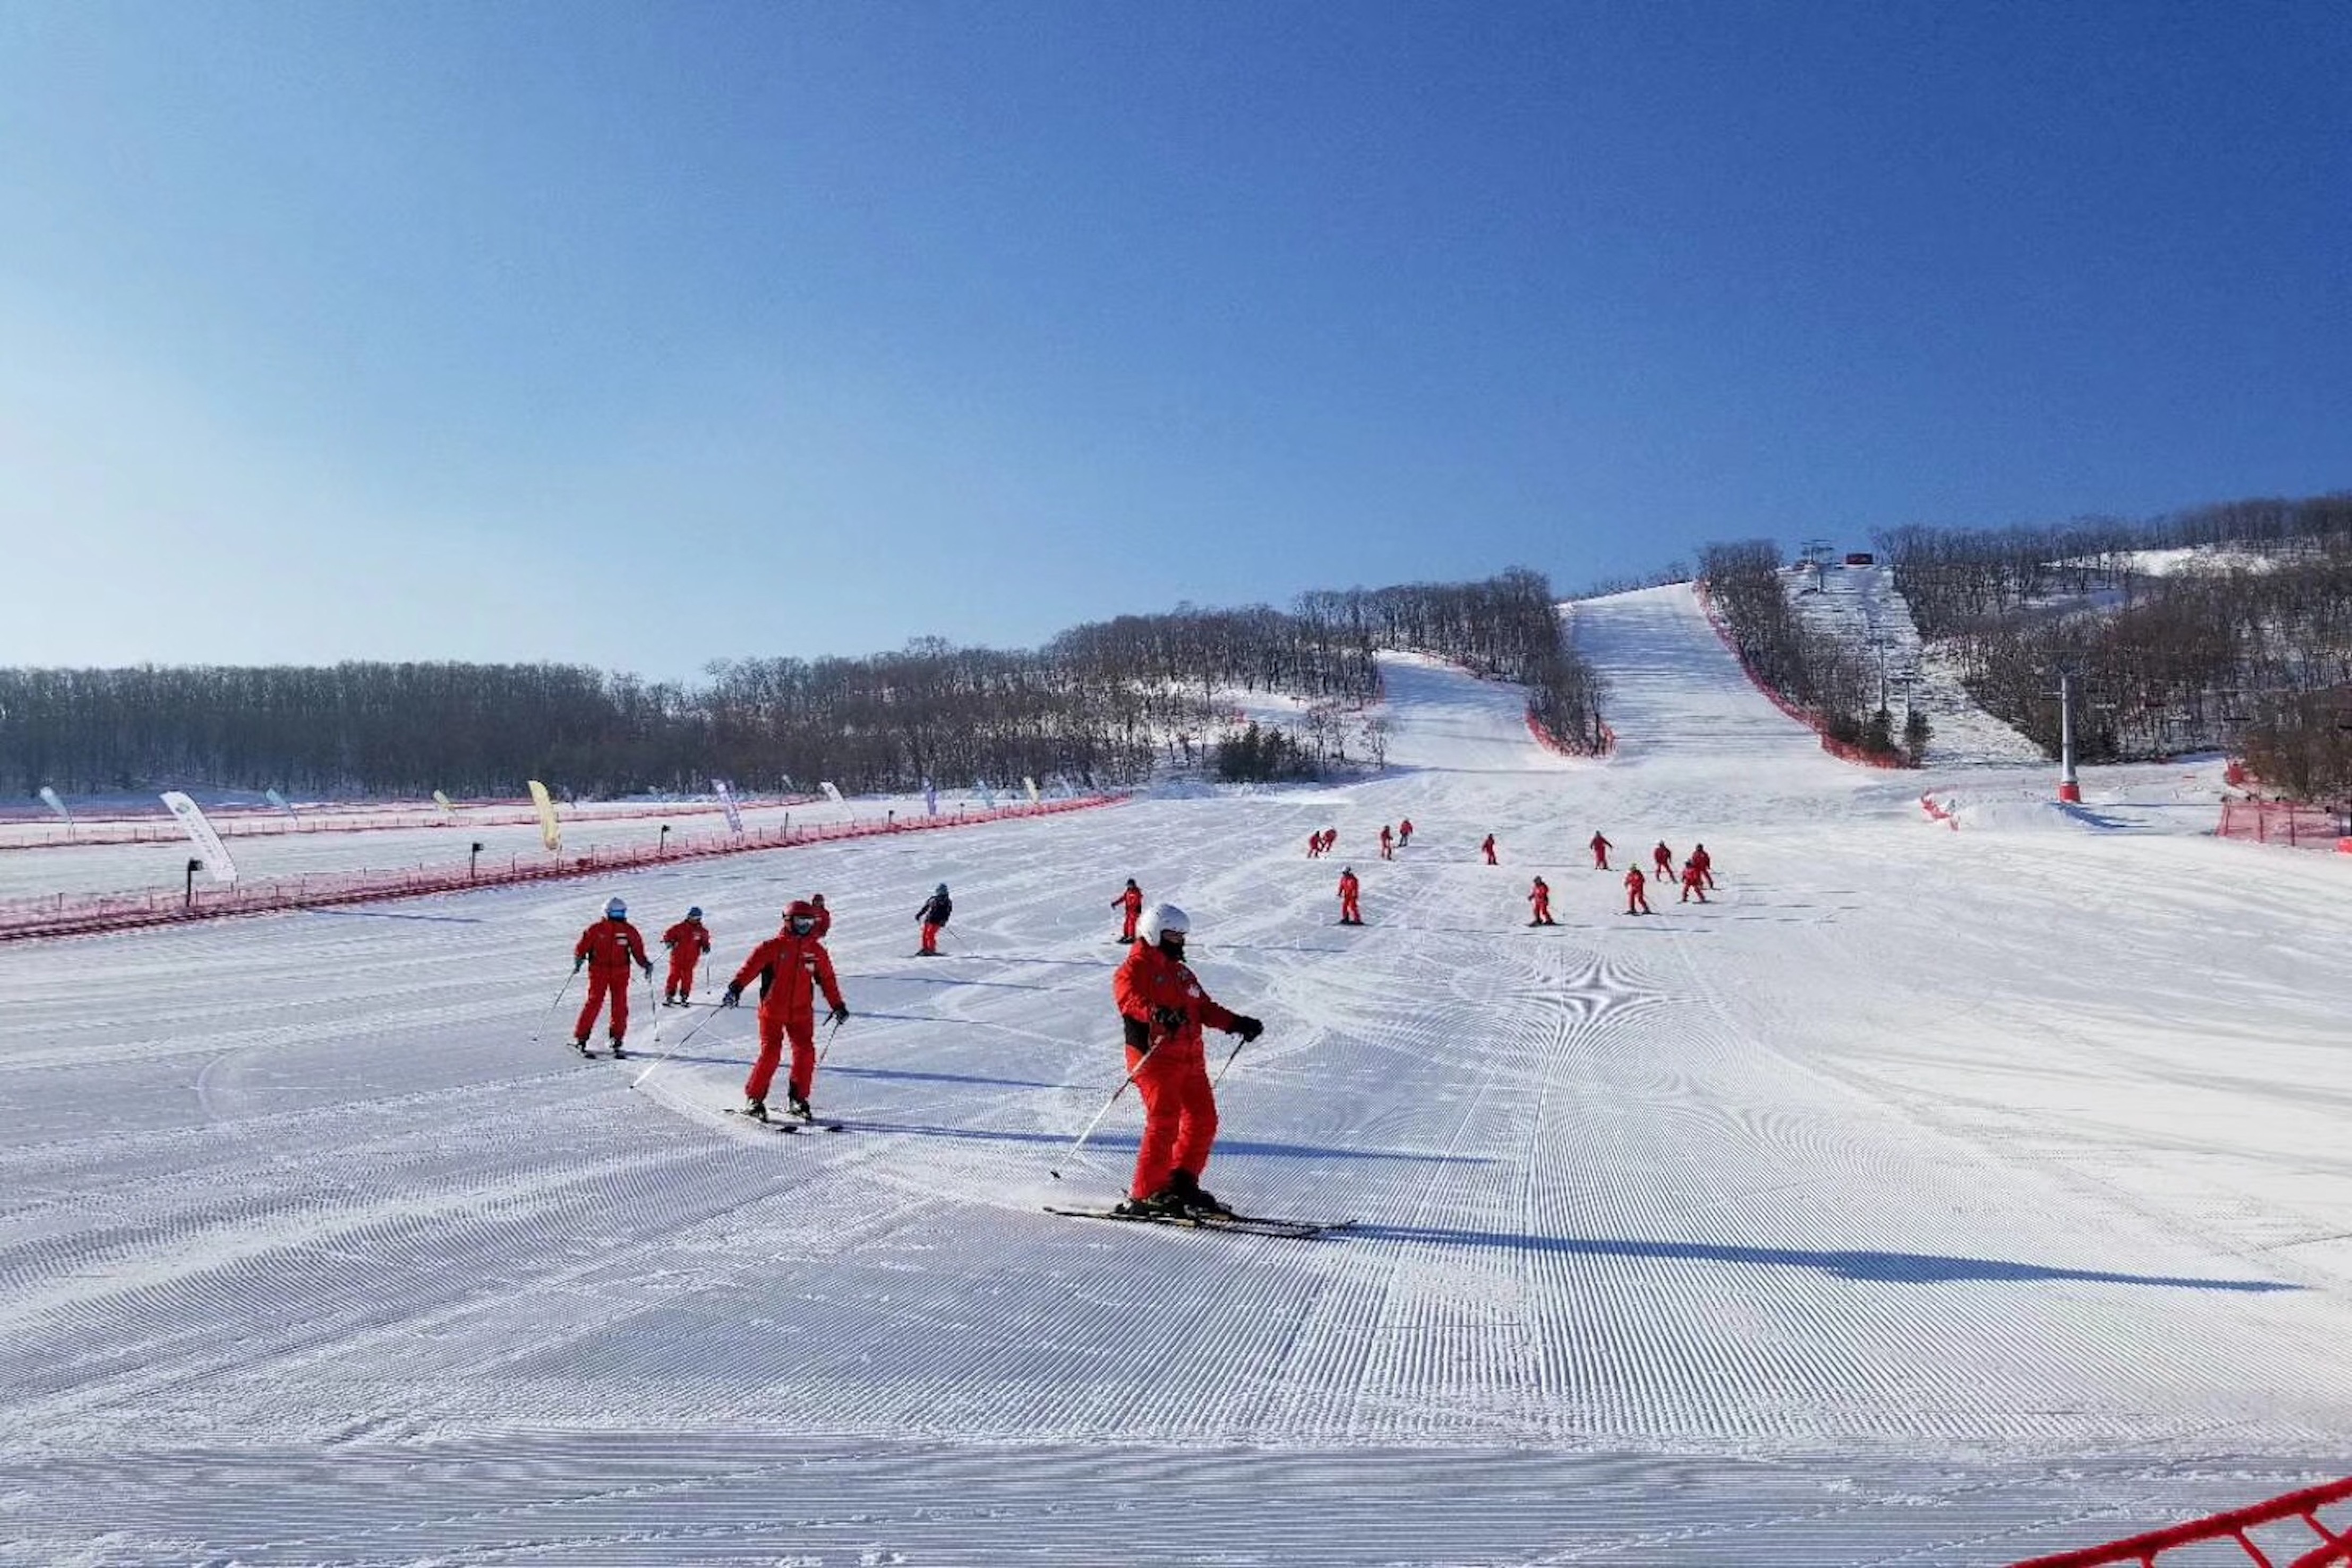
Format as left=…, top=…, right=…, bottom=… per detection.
left=3, top=1, right=2346, bottom=680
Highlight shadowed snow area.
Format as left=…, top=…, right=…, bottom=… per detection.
left=2, top=584, right=2347, bottom=1565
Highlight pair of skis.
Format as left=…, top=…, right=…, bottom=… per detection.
left=1044, top=1205, right=1350, bottom=1240
left=724, top=1106, right=846, bottom=1134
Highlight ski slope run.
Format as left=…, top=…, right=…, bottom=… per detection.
left=2, top=584, right=2345, bottom=1565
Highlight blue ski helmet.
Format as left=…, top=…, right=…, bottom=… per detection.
left=686, top=906, right=703, bottom=919
left=935, top=882, right=948, bottom=896
left=605, top=897, right=627, bottom=919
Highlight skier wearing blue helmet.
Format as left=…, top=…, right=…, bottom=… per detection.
left=662, top=905, right=712, bottom=1005
left=571, top=897, right=652, bottom=1056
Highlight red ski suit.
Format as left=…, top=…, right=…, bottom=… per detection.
left=1590, top=833, right=1613, bottom=869
left=574, top=919, right=651, bottom=1042
left=730, top=930, right=847, bottom=1103
left=1653, top=843, right=1674, bottom=881
left=1114, top=940, right=1242, bottom=1201
left=1337, top=870, right=1362, bottom=923
left=1114, top=885, right=1143, bottom=941
left=662, top=918, right=711, bottom=1000
left=1481, top=834, right=1498, bottom=865
left=1305, top=833, right=1321, bottom=859
left=1379, top=826, right=1394, bottom=860
left=1623, top=867, right=1650, bottom=914
left=1528, top=881, right=1552, bottom=923
left=1680, top=861, right=1708, bottom=903
left=1688, top=847, right=1715, bottom=888
left=1398, top=819, right=1414, bottom=846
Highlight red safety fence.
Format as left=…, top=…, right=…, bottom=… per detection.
left=1692, top=581, right=1918, bottom=770
left=1526, top=709, right=1615, bottom=759
left=2217, top=798, right=2352, bottom=853
left=0, top=795, right=821, bottom=851
left=2009, top=1476, right=2352, bottom=1567
left=0, top=796, right=1124, bottom=942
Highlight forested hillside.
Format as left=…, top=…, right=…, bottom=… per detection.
left=0, top=571, right=1604, bottom=798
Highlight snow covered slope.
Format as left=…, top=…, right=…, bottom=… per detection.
left=2, top=588, right=2346, bottom=1565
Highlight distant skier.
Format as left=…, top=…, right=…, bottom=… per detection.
left=1589, top=831, right=1613, bottom=870
left=571, top=897, right=653, bottom=1056
left=1679, top=859, right=1709, bottom=904
left=916, top=882, right=952, bottom=955
left=1652, top=841, right=1675, bottom=882
left=722, top=899, right=850, bottom=1123
left=808, top=892, right=832, bottom=939
left=1379, top=824, right=1395, bottom=860
left=1527, top=877, right=1554, bottom=926
left=1622, top=865, right=1651, bottom=916
left=1481, top=833, right=1498, bottom=866
left=1114, top=878, right=1144, bottom=942
left=1112, top=903, right=1264, bottom=1217
left=1305, top=831, right=1322, bottom=859
left=1397, top=818, right=1415, bottom=848
left=1336, top=867, right=1363, bottom=926
left=660, top=906, right=712, bottom=1004
left=1688, top=843, right=1716, bottom=889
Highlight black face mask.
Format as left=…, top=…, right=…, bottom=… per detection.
left=1157, top=935, right=1186, bottom=958
left=789, top=919, right=815, bottom=936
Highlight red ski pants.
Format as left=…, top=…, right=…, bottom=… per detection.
left=665, top=950, right=699, bottom=998
left=1119, top=912, right=1139, bottom=941
left=1484, top=846, right=1497, bottom=864
left=1592, top=848, right=1609, bottom=869
left=576, top=969, right=631, bottom=1041
left=748, top=1012, right=817, bottom=1102
left=1339, top=895, right=1361, bottom=922
left=1530, top=897, right=1550, bottom=922
left=920, top=922, right=943, bottom=954
left=1127, top=1040, right=1217, bottom=1200
left=1626, top=887, right=1650, bottom=914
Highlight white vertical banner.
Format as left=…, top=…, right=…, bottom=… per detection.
left=159, top=792, right=240, bottom=884
left=923, top=778, right=938, bottom=817
left=527, top=780, right=562, bottom=853
left=432, top=789, right=457, bottom=821
left=821, top=781, right=849, bottom=820
left=713, top=778, right=744, bottom=834
left=1022, top=776, right=1040, bottom=806
left=976, top=779, right=996, bottom=810
left=264, top=787, right=297, bottom=821
left=38, top=786, right=71, bottom=825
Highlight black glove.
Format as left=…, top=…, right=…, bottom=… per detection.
left=639, top=962, right=654, bottom=980
left=721, top=985, right=742, bottom=1008
left=572, top=956, right=584, bottom=974
left=827, top=1004, right=850, bottom=1026
left=1150, top=1005, right=1185, bottom=1032
left=1232, top=1015, right=1264, bottom=1043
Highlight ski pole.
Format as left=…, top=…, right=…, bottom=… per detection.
left=531, top=971, right=578, bottom=1047
left=816, top=1013, right=847, bottom=1069
left=1208, top=1034, right=1250, bottom=1090
left=633, top=998, right=718, bottom=1090
left=1049, top=1058, right=1148, bottom=1181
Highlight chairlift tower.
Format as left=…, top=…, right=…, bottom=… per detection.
left=2056, top=664, right=2083, bottom=803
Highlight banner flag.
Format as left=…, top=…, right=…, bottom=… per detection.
left=264, top=787, right=297, bottom=821
left=820, top=782, right=844, bottom=806
left=37, top=786, right=71, bottom=824
left=976, top=779, right=996, bottom=810
left=714, top=778, right=745, bottom=834
left=1023, top=776, right=1040, bottom=806
left=432, top=789, right=457, bottom=820
left=923, top=779, right=938, bottom=817
left=160, top=792, right=240, bottom=884
left=528, top=780, right=562, bottom=853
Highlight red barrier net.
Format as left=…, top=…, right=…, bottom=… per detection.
left=2009, top=1477, right=2352, bottom=1567
left=0, top=797, right=1123, bottom=942
left=2217, top=798, right=2349, bottom=852
left=0, top=795, right=823, bottom=851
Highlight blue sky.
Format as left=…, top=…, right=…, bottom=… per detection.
left=2, top=1, right=2346, bottom=680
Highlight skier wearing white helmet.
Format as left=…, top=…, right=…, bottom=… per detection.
left=570, top=897, right=652, bottom=1057
left=1111, top=902, right=1264, bottom=1217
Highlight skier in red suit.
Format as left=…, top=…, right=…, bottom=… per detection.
left=572, top=897, right=653, bottom=1056
left=1688, top=844, right=1716, bottom=889
left=1114, top=878, right=1144, bottom=941
left=1589, top=831, right=1613, bottom=869
left=1652, top=841, right=1674, bottom=882
left=1336, top=867, right=1363, bottom=925
left=661, top=906, right=712, bottom=1004
left=1481, top=833, right=1498, bottom=865
left=723, top=899, right=850, bottom=1121
left=1680, top=860, right=1709, bottom=904
left=1306, top=831, right=1322, bottom=859
left=1527, top=877, right=1553, bottom=925
left=1623, top=866, right=1651, bottom=915
left=1112, top=903, right=1263, bottom=1216
left=808, top=892, right=832, bottom=939
left=1379, top=824, right=1395, bottom=860
left=1398, top=818, right=1415, bottom=848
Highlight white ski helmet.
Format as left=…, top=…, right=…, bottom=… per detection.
left=605, top=897, right=627, bottom=919
left=1137, top=902, right=1189, bottom=945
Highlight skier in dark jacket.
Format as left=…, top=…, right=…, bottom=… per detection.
left=917, top=883, right=952, bottom=955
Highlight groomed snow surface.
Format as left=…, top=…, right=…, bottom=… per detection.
left=4, top=584, right=2347, bottom=1566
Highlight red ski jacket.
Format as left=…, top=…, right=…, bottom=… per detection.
left=731, top=930, right=845, bottom=1023
left=575, top=920, right=649, bottom=976
left=662, top=919, right=711, bottom=955
left=1114, top=940, right=1238, bottom=1056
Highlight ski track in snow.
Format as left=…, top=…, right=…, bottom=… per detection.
left=1, top=584, right=2346, bottom=1565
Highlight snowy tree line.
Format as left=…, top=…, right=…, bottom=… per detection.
left=0, top=572, right=1602, bottom=798
left=1872, top=493, right=2352, bottom=788
left=1698, top=542, right=1917, bottom=761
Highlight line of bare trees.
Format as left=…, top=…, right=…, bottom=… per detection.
left=1698, top=541, right=1906, bottom=758
left=0, top=571, right=1604, bottom=799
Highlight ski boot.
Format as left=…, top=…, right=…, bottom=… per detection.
left=743, top=1097, right=767, bottom=1122
left=1167, top=1169, right=1233, bottom=1218
left=573, top=1037, right=593, bottom=1057
left=787, top=1093, right=814, bottom=1123
left=609, top=1035, right=628, bottom=1060
left=1116, top=1190, right=1187, bottom=1218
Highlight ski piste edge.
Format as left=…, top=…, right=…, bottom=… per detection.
left=1045, top=1205, right=1350, bottom=1239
